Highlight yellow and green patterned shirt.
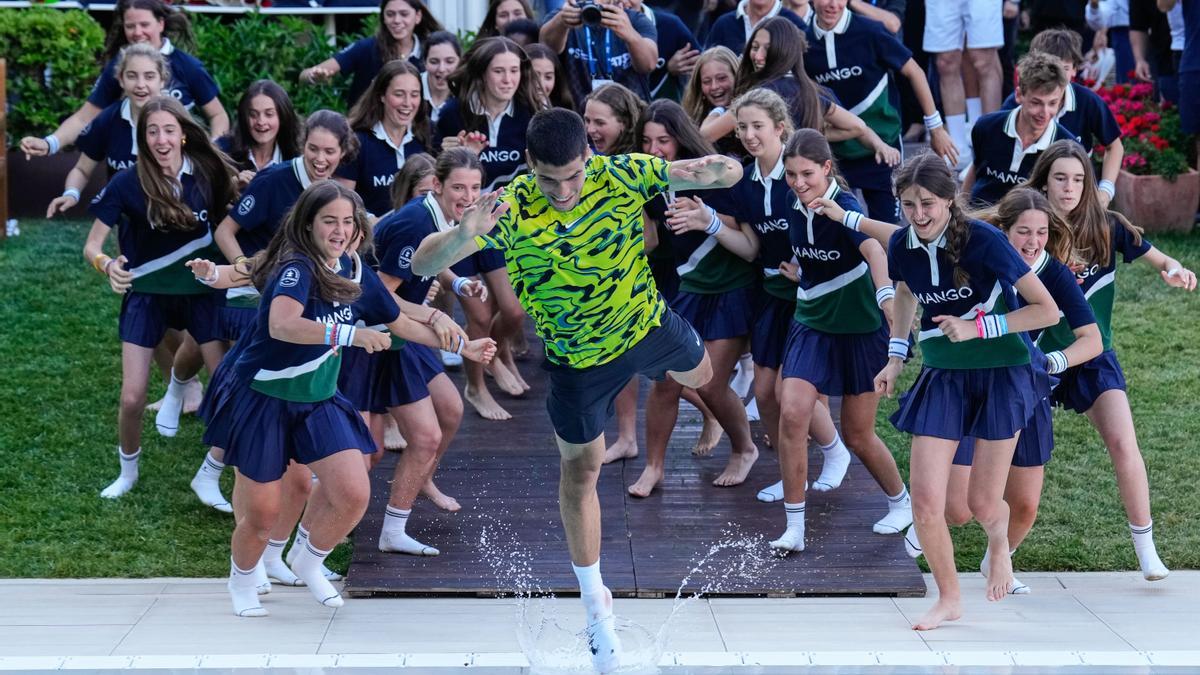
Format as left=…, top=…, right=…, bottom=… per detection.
left=476, top=153, right=670, bottom=369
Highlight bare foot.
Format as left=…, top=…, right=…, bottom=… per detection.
left=985, top=546, right=1014, bottom=601
left=628, top=465, right=664, bottom=497
left=503, top=353, right=532, bottom=392
left=384, top=417, right=407, bottom=451
left=713, top=446, right=759, bottom=487
left=691, top=416, right=723, bottom=457
left=912, top=597, right=962, bottom=630
left=422, top=480, right=461, bottom=512
left=603, top=437, right=639, bottom=464
left=464, top=384, right=512, bottom=421
left=486, top=360, right=525, bottom=397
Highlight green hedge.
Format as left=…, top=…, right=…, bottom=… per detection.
left=1, top=8, right=377, bottom=145
left=0, top=8, right=105, bottom=143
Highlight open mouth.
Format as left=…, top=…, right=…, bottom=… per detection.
left=310, top=161, right=330, bottom=177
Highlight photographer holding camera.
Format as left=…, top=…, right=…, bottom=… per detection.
left=540, top=0, right=660, bottom=105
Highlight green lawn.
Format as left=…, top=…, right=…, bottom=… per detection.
left=1, top=219, right=1198, bottom=578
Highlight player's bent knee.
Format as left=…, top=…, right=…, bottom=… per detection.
left=671, top=352, right=712, bottom=390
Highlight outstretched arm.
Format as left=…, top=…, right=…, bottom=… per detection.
left=668, top=154, right=743, bottom=191
left=411, top=191, right=509, bottom=277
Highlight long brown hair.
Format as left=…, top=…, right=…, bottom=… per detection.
left=251, top=181, right=369, bottom=305
left=1020, top=139, right=1142, bottom=268
left=347, top=60, right=432, bottom=149
left=135, top=96, right=237, bottom=233
left=303, top=109, right=359, bottom=167
left=524, top=42, right=575, bottom=111
left=449, top=37, right=545, bottom=130
left=103, top=0, right=196, bottom=61
left=375, top=0, right=444, bottom=63
left=636, top=100, right=716, bottom=161
left=783, top=128, right=849, bottom=192
left=683, top=46, right=739, bottom=125
left=225, top=79, right=301, bottom=167
left=735, top=17, right=826, bottom=132
left=893, top=152, right=972, bottom=287
left=390, top=152, right=437, bottom=210
left=975, top=187, right=1074, bottom=263
left=476, top=0, right=535, bottom=38
left=585, top=83, right=646, bottom=156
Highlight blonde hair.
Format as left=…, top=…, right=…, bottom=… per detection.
left=682, top=46, right=739, bottom=125
left=731, top=87, right=794, bottom=145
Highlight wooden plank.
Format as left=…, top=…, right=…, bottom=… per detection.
left=345, top=325, right=925, bottom=598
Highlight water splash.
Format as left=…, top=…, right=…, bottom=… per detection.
left=476, top=515, right=779, bottom=674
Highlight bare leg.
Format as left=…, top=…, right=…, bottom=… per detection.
left=936, top=49, right=966, bottom=118
left=630, top=377, right=683, bottom=496
left=117, top=343, right=155, bottom=456
left=388, top=398, right=443, bottom=511
left=484, top=268, right=531, bottom=392
left=753, top=365, right=781, bottom=452
left=1004, top=465, right=1044, bottom=551
left=558, top=434, right=607, bottom=566
left=682, top=387, right=723, bottom=456
left=605, top=377, right=640, bottom=464
left=302, top=450, right=372, bottom=550
left=945, top=463, right=974, bottom=527
left=230, top=471, right=282, bottom=572
left=909, top=435, right=962, bottom=631
left=969, top=435, right=1019, bottom=601
left=700, top=337, right=759, bottom=487
left=966, top=47, right=1003, bottom=113
left=418, top=374, right=464, bottom=511
left=458, top=291, right=512, bottom=419
left=840, top=391, right=905, bottom=496
left=1085, top=390, right=1153, bottom=526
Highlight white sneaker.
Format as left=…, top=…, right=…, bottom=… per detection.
left=903, top=525, right=922, bottom=559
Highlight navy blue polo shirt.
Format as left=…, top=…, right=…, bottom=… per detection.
left=88, top=40, right=219, bottom=111
left=1027, top=251, right=1096, bottom=347
left=705, top=2, right=809, bottom=54
left=234, top=255, right=400, bottom=403
left=547, top=8, right=657, bottom=103
left=786, top=182, right=879, bottom=333
left=373, top=194, right=441, bottom=304
left=231, top=158, right=315, bottom=257
left=805, top=10, right=910, bottom=158
left=887, top=219, right=1033, bottom=369
left=215, top=136, right=286, bottom=174
left=727, top=152, right=798, bottom=300
left=1182, top=0, right=1199, bottom=72
left=76, top=99, right=138, bottom=176
left=970, top=108, right=1074, bottom=206
left=435, top=98, right=533, bottom=191
left=1000, top=82, right=1121, bottom=152
left=645, top=186, right=757, bottom=294
left=89, top=158, right=221, bottom=295
left=642, top=6, right=698, bottom=101
left=335, top=124, right=428, bottom=216
left=333, top=35, right=425, bottom=108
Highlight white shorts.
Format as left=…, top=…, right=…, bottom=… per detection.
left=922, top=0, right=1005, bottom=53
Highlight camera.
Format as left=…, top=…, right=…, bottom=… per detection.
left=577, top=0, right=604, bottom=27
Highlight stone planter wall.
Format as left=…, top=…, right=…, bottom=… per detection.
left=1112, top=169, right=1199, bottom=234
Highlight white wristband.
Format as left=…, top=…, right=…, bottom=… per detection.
left=842, top=210, right=863, bottom=231
left=875, top=285, right=895, bottom=308
left=1097, top=180, right=1116, bottom=199
left=452, top=277, right=469, bottom=296
left=704, top=207, right=722, bottom=236
left=197, top=264, right=220, bottom=286
left=709, top=106, right=727, bottom=117
left=923, top=112, right=944, bottom=131
left=335, top=324, right=357, bottom=348
left=44, top=135, right=61, bottom=155
left=887, top=337, right=909, bottom=360
left=453, top=335, right=465, bottom=355
left=1045, top=350, right=1068, bottom=375
left=62, top=188, right=82, bottom=202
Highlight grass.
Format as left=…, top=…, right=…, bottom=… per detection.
left=1, top=219, right=1198, bottom=578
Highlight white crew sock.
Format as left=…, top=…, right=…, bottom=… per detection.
left=903, top=524, right=922, bottom=558
left=262, top=539, right=302, bottom=586
left=981, top=548, right=1030, bottom=594
left=811, top=436, right=851, bottom=492
left=379, top=506, right=439, bottom=555
left=190, top=452, right=232, bottom=513
left=572, top=562, right=620, bottom=673
left=730, top=353, right=754, bottom=399
left=965, top=97, right=983, bottom=124
left=287, top=524, right=344, bottom=581
left=946, top=113, right=968, bottom=150
left=100, top=447, right=140, bottom=499
left=154, top=370, right=187, bottom=437
left=252, top=558, right=271, bottom=595
left=1130, top=521, right=1169, bottom=581
left=770, top=502, right=806, bottom=552
left=290, top=540, right=344, bottom=607
left=756, top=480, right=783, bottom=503
left=227, top=558, right=268, bottom=617
left=873, top=486, right=913, bottom=534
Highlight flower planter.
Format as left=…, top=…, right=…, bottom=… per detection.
left=6, top=149, right=106, bottom=221
left=1112, top=168, right=1199, bottom=234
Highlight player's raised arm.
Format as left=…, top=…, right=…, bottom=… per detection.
left=668, top=154, right=743, bottom=192
left=411, top=191, right=509, bottom=277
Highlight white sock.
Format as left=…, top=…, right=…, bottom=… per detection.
left=573, top=562, right=620, bottom=673
left=745, top=397, right=760, bottom=422
left=290, top=540, right=344, bottom=607
left=262, top=539, right=302, bottom=586
left=253, top=558, right=271, bottom=595
left=154, top=370, right=187, bottom=437
left=965, top=97, right=983, bottom=123
left=811, top=436, right=851, bottom=492
left=873, top=486, right=913, bottom=535
left=379, top=506, right=439, bottom=555
left=1130, top=521, right=1169, bottom=581
left=101, top=447, right=140, bottom=499
left=946, top=113, right=968, bottom=151
left=770, top=502, right=806, bottom=552
left=287, top=524, right=343, bottom=581
left=756, top=479, right=783, bottom=503
left=190, top=452, right=232, bottom=513
left=730, top=353, right=754, bottom=399
left=903, top=524, right=922, bottom=559
left=981, top=548, right=1030, bottom=594
left=228, top=558, right=268, bottom=617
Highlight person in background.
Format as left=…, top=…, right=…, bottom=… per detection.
left=627, top=0, right=701, bottom=102
left=217, top=80, right=301, bottom=187
left=301, top=0, right=443, bottom=109
left=423, top=31, right=463, bottom=126
left=682, top=46, right=744, bottom=157
left=527, top=42, right=578, bottom=110
left=504, top=18, right=543, bottom=46
left=540, top=0, right=659, bottom=106
left=923, top=0, right=1005, bottom=169
left=706, top=0, right=810, bottom=53
left=478, top=0, right=537, bottom=38
left=1087, top=0, right=1137, bottom=84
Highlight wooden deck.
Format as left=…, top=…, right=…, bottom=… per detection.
left=344, top=343, right=926, bottom=599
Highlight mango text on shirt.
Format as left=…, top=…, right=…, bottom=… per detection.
left=913, top=286, right=976, bottom=304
